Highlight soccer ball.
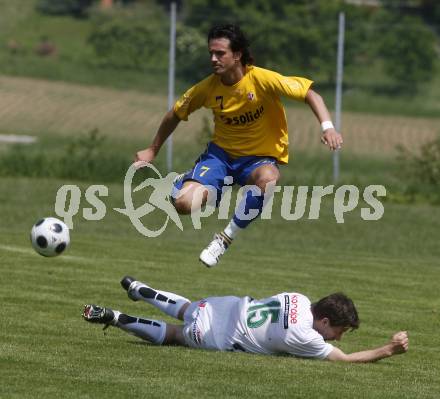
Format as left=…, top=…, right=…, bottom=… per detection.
left=30, top=217, right=70, bottom=257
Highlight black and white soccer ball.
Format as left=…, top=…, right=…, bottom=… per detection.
left=30, top=217, right=70, bottom=257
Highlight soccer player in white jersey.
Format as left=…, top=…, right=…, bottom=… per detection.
left=134, top=24, right=343, bottom=267
left=83, top=276, right=409, bottom=362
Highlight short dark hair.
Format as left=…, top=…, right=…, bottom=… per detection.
left=207, top=24, right=254, bottom=66
left=312, top=293, right=360, bottom=331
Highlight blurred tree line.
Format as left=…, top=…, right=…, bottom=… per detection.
left=36, top=0, right=439, bottom=91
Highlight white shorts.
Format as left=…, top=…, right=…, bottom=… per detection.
left=182, top=296, right=242, bottom=351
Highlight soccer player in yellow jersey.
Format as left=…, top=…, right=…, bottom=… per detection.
left=135, top=24, right=343, bottom=267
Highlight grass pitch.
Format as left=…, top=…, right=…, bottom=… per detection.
left=1, top=176, right=439, bottom=398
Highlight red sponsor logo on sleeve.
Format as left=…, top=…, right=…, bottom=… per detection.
left=290, top=295, right=298, bottom=324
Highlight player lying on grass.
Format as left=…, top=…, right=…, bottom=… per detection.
left=83, top=276, right=408, bottom=362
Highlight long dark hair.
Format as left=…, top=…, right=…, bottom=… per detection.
left=207, top=24, right=254, bottom=66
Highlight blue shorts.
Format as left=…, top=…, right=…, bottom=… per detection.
left=173, top=142, right=278, bottom=202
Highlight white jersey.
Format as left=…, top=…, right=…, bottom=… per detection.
left=182, top=293, right=333, bottom=359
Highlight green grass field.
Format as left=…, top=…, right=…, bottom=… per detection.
left=1, top=175, right=439, bottom=398
left=0, top=4, right=439, bottom=394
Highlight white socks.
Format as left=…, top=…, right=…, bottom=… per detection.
left=115, top=312, right=167, bottom=345
left=223, top=219, right=241, bottom=240
left=130, top=283, right=190, bottom=319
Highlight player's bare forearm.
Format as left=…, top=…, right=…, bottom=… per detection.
left=327, top=331, right=409, bottom=363
left=135, top=110, right=181, bottom=164
left=305, top=89, right=332, bottom=123
left=329, top=346, right=393, bottom=363
left=305, top=89, right=343, bottom=151
left=151, top=110, right=181, bottom=153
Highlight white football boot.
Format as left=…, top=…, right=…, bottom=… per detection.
left=199, top=233, right=231, bottom=267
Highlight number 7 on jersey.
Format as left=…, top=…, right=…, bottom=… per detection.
left=199, top=166, right=210, bottom=177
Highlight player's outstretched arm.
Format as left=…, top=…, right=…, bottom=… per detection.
left=327, top=331, right=409, bottom=363
left=135, top=110, right=181, bottom=166
left=305, top=89, right=343, bottom=151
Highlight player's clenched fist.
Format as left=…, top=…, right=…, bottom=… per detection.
left=390, top=331, right=409, bottom=355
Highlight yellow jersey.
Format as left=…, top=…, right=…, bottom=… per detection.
left=173, top=65, right=313, bottom=164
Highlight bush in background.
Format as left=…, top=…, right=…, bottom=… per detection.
left=88, top=1, right=168, bottom=71
left=376, top=13, right=437, bottom=92
left=37, top=0, right=94, bottom=17
left=0, top=129, right=129, bottom=182
left=397, top=136, right=440, bottom=203
left=176, top=24, right=209, bottom=82
left=405, top=137, right=440, bottom=186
